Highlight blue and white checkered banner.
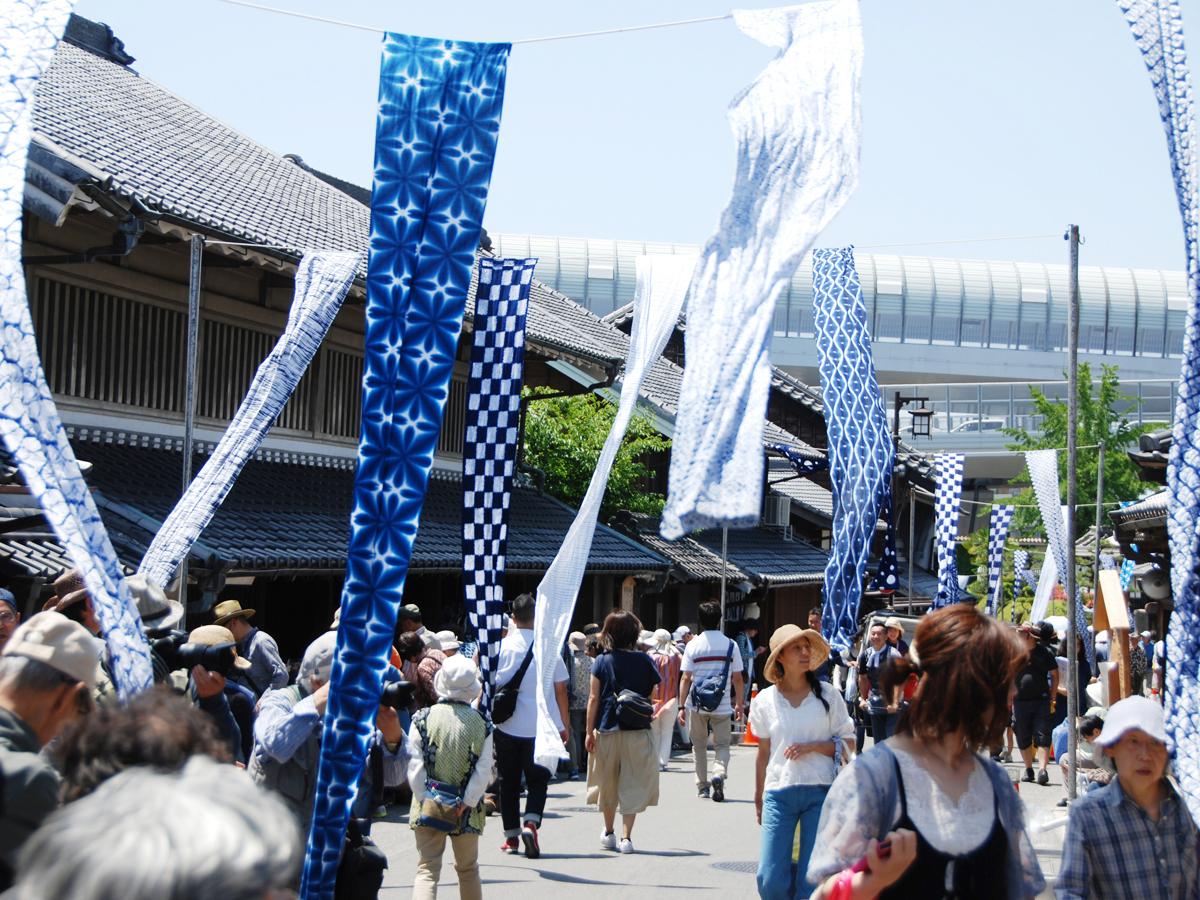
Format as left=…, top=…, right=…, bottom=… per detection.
left=140, top=250, right=359, bottom=589
left=0, top=0, right=153, bottom=697
left=660, top=1, right=862, bottom=540
left=1026, top=449, right=1093, bottom=670
left=767, top=442, right=829, bottom=475
left=932, top=453, right=965, bottom=608
left=1014, top=548, right=1038, bottom=594
left=302, top=34, right=509, bottom=900
left=985, top=505, right=1014, bottom=616
left=462, top=257, right=535, bottom=715
left=1118, top=0, right=1200, bottom=820
left=810, top=247, right=893, bottom=654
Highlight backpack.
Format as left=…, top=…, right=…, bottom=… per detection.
left=690, top=641, right=735, bottom=712
left=490, top=644, right=534, bottom=724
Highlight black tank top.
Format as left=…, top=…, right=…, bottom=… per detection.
left=878, top=754, right=1009, bottom=900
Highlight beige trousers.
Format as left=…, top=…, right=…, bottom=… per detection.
left=689, top=709, right=732, bottom=788
left=412, top=827, right=482, bottom=900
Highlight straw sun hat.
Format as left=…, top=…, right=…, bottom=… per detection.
left=763, top=624, right=830, bottom=683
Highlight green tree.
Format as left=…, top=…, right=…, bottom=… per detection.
left=521, top=388, right=671, bottom=517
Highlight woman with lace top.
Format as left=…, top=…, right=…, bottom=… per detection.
left=807, top=604, right=1046, bottom=900
left=751, top=624, right=855, bottom=899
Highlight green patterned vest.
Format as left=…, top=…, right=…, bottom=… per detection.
left=410, top=700, right=491, bottom=835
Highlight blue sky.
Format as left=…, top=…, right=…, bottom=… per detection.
left=72, top=0, right=1200, bottom=270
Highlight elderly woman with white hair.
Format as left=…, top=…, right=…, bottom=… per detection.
left=406, top=653, right=494, bottom=900
left=648, top=628, right=682, bottom=770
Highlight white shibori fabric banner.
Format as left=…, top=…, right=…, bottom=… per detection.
left=660, top=0, right=862, bottom=539
left=0, top=0, right=154, bottom=696
left=1030, top=506, right=1065, bottom=623
left=531, top=255, right=692, bottom=772
left=139, top=251, right=360, bottom=589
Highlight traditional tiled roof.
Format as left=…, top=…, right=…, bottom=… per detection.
left=0, top=435, right=667, bottom=577
left=766, top=459, right=833, bottom=520
left=690, top=528, right=829, bottom=588
left=1109, top=490, right=1168, bottom=528
left=608, top=512, right=750, bottom=584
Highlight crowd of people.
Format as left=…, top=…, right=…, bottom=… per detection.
left=0, top=570, right=1196, bottom=899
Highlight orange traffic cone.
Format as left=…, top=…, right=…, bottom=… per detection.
left=742, top=689, right=759, bottom=745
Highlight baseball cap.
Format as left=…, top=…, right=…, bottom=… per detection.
left=397, top=604, right=422, bottom=622
left=1093, top=695, right=1169, bottom=748
left=2, top=611, right=102, bottom=689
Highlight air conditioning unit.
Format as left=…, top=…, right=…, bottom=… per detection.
left=764, top=495, right=791, bottom=527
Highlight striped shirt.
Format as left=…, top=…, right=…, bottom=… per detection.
left=650, top=650, right=682, bottom=711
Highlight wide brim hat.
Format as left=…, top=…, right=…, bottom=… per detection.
left=187, top=625, right=252, bottom=670
left=763, top=624, right=829, bottom=683
left=1094, top=695, right=1169, bottom=748
left=212, top=599, right=255, bottom=626
left=126, top=574, right=184, bottom=633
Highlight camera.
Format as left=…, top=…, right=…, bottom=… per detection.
left=379, top=680, right=416, bottom=709
left=151, top=631, right=240, bottom=678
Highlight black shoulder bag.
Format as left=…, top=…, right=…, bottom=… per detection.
left=491, top=644, right=534, bottom=724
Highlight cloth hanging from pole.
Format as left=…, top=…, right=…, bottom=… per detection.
left=985, top=505, right=1014, bottom=615
left=1014, top=548, right=1038, bottom=595
left=139, top=250, right=359, bottom=589
left=809, top=247, right=892, bottom=654
left=1025, top=449, right=1093, bottom=669
left=531, top=254, right=692, bottom=773
left=660, top=0, right=863, bottom=539
left=870, top=480, right=899, bottom=593
left=1119, top=554, right=1136, bottom=591
left=767, top=442, right=829, bottom=475
left=300, top=34, right=510, bottom=900
left=932, top=453, right=965, bottom=609
left=1117, top=0, right=1200, bottom=823
left=462, top=256, right=536, bottom=714
left=1030, top=531, right=1060, bottom=623
left=0, top=1, right=153, bottom=697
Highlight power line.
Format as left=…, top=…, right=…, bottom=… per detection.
left=854, top=232, right=1062, bottom=250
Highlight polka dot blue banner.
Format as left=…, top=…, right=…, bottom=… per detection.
left=300, top=33, right=510, bottom=900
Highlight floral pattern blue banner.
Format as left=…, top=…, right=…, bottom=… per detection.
left=0, top=1, right=153, bottom=696
left=301, top=33, right=510, bottom=899
left=1118, top=0, right=1200, bottom=822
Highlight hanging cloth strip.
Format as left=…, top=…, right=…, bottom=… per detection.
left=300, top=34, right=510, bottom=900
left=462, top=256, right=536, bottom=714
left=767, top=442, right=829, bottom=475
left=138, top=250, right=360, bottom=589
left=809, top=247, right=892, bottom=654
left=1014, top=549, right=1038, bottom=595
left=1117, top=0, right=1200, bottom=823
left=0, top=1, right=153, bottom=697
left=1025, top=449, right=1093, bottom=669
left=870, top=481, right=899, bottom=593
left=1030, top=528, right=1060, bottom=623
left=1119, top=554, right=1136, bottom=591
left=531, top=254, right=692, bottom=773
left=985, top=505, right=1014, bottom=616
left=932, top=453, right=965, bottom=609
left=660, top=0, right=863, bottom=540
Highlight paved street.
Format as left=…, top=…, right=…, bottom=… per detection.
left=372, top=743, right=1071, bottom=898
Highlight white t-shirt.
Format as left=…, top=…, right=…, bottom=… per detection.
left=494, top=628, right=567, bottom=739
left=749, top=684, right=855, bottom=790
left=681, top=630, right=744, bottom=716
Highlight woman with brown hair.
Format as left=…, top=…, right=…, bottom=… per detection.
left=807, top=604, right=1046, bottom=900
left=584, top=609, right=661, bottom=854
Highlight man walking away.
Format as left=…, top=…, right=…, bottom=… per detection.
left=213, top=599, right=287, bottom=697
left=492, top=593, right=569, bottom=858
left=1013, top=621, right=1058, bottom=786
left=567, top=631, right=592, bottom=779
left=678, top=601, right=744, bottom=802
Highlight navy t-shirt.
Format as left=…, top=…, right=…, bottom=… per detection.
left=592, top=649, right=661, bottom=733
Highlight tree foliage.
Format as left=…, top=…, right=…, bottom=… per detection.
left=521, top=388, right=671, bottom=518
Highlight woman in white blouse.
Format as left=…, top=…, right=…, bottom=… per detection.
left=751, top=624, right=854, bottom=899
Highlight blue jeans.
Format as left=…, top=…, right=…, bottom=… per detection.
left=757, top=783, right=829, bottom=899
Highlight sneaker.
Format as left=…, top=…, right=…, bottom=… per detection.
left=600, top=830, right=617, bottom=851
left=711, top=776, right=725, bottom=803
left=990, top=752, right=1003, bottom=763
left=659, top=764, right=668, bottom=772
left=500, top=836, right=519, bottom=853
left=697, top=785, right=710, bottom=799
left=1001, top=750, right=1013, bottom=763
left=1037, top=769, right=1050, bottom=786
left=1022, top=768, right=1036, bottom=784
left=1056, top=798, right=1070, bottom=808
left=521, top=823, right=541, bottom=859
left=618, top=838, right=634, bottom=854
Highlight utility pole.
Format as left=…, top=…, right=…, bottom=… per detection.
left=719, top=526, right=728, bottom=626
left=1093, top=441, right=1106, bottom=604
left=1065, top=224, right=1081, bottom=801
left=178, top=235, right=203, bottom=616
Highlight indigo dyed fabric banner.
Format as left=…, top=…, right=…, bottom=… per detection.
left=301, top=34, right=509, bottom=900
left=986, top=505, right=1014, bottom=616
left=809, top=247, right=893, bottom=654
left=870, top=482, right=899, bottom=593
left=462, top=256, right=536, bottom=714
left=932, top=453, right=965, bottom=609
left=1014, top=549, right=1038, bottom=595
left=660, top=0, right=862, bottom=540
left=1026, top=449, right=1093, bottom=669
left=0, top=1, right=153, bottom=697
left=767, top=442, right=829, bottom=476
left=532, top=254, right=692, bottom=772
left=140, top=250, right=359, bottom=589
left=1118, top=0, right=1200, bottom=820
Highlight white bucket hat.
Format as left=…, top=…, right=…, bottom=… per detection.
left=433, top=654, right=481, bottom=703
left=1094, top=695, right=1169, bottom=748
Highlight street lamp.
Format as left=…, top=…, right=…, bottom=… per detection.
left=893, top=393, right=933, bottom=440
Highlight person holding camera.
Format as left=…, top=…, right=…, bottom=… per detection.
left=186, top=624, right=257, bottom=764
left=249, top=631, right=408, bottom=830
left=212, top=599, right=287, bottom=697
left=406, top=654, right=494, bottom=900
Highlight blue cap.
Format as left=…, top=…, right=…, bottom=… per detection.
left=0, top=588, right=16, bottom=614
